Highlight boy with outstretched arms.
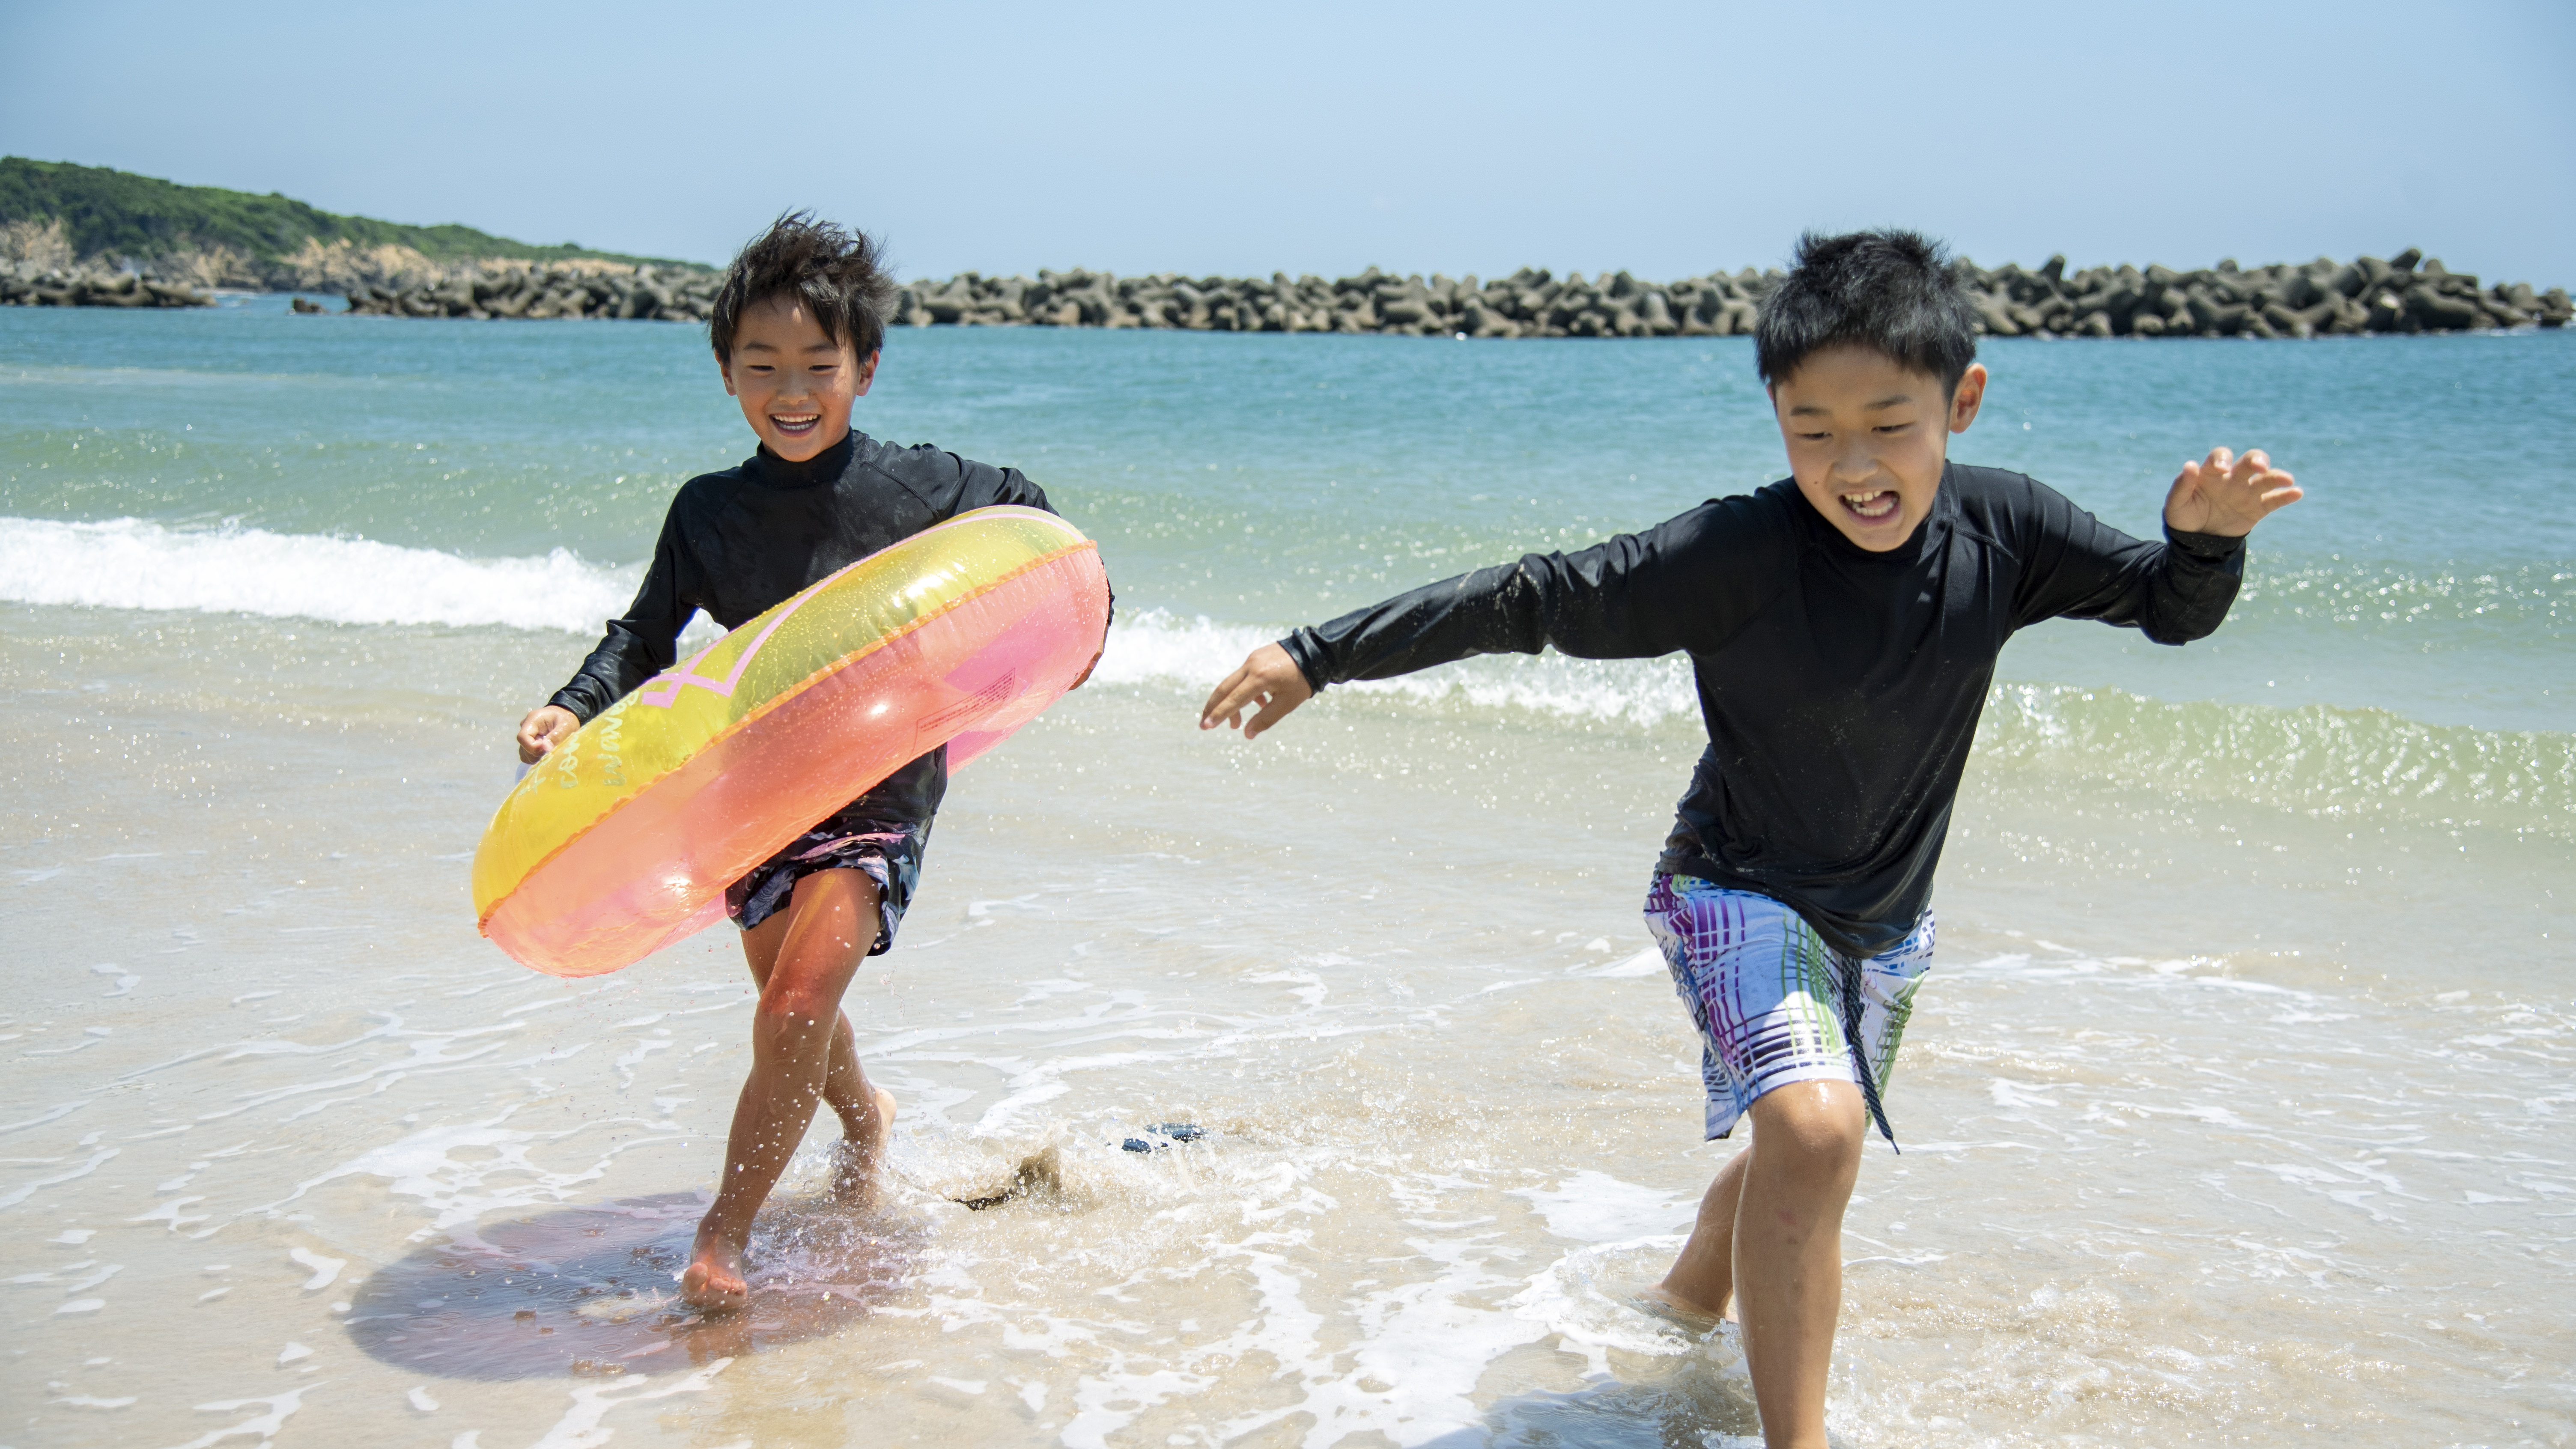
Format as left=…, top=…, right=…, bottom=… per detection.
left=516, top=215, right=1100, bottom=1312
left=1199, top=231, right=2300, bottom=1447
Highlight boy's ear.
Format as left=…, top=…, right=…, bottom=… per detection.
left=718, top=354, right=738, bottom=397
left=1948, top=363, right=1988, bottom=434
left=854, top=349, right=880, bottom=397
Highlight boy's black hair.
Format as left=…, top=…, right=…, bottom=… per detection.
left=709, top=212, right=897, bottom=362
left=1754, top=229, right=1979, bottom=393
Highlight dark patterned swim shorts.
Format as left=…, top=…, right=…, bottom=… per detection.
left=724, top=803, right=930, bottom=953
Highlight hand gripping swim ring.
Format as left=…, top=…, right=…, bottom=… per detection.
left=473, top=505, right=1109, bottom=978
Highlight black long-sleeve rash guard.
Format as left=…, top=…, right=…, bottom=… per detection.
left=1278, top=463, right=2247, bottom=959
left=549, top=429, right=1066, bottom=826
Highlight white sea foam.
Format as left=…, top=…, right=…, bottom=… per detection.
left=1507, top=1235, right=1705, bottom=1367
left=0, top=516, right=635, bottom=632
left=523, top=1360, right=731, bottom=1449
left=1086, top=608, right=1283, bottom=689
left=1100, top=607, right=1701, bottom=724
left=0, top=522, right=1695, bottom=722
left=1511, top=1170, right=1694, bottom=1243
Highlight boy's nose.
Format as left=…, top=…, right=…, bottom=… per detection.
left=1830, top=442, right=1878, bottom=482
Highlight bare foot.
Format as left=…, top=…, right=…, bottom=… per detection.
left=678, top=1224, right=750, bottom=1313
left=1634, top=1282, right=1730, bottom=1327
left=832, top=1085, right=897, bottom=1208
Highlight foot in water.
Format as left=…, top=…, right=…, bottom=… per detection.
left=679, top=1223, right=751, bottom=1313
left=832, top=1085, right=898, bottom=1208
left=1633, top=1282, right=1732, bottom=1328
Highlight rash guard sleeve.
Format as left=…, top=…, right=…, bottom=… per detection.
left=1280, top=497, right=1786, bottom=690
left=548, top=509, right=695, bottom=723
left=2002, top=475, right=2245, bottom=643
left=881, top=443, right=1056, bottom=521
left=955, top=458, right=1053, bottom=516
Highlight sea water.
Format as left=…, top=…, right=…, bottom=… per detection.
left=2, top=300, right=2569, bottom=1448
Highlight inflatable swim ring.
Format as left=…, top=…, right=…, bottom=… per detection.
left=473, top=505, right=1109, bottom=978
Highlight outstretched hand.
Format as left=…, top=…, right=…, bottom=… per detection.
left=2164, top=447, right=2302, bottom=537
left=1199, top=643, right=1314, bottom=740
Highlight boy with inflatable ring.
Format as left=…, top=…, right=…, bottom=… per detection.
left=1199, top=230, right=2301, bottom=1449
left=516, top=214, right=1102, bottom=1312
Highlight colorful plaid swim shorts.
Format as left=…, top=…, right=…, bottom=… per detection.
left=1643, top=874, right=1935, bottom=1148
left=725, top=804, right=930, bottom=954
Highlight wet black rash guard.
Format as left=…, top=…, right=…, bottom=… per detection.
left=1277, top=463, right=2247, bottom=959
left=549, top=429, right=1067, bottom=826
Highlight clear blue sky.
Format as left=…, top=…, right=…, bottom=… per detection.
left=6, top=0, right=2571, bottom=285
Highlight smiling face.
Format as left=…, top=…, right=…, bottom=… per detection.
left=1771, top=343, right=1987, bottom=552
left=719, top=294, right=878, bottom=462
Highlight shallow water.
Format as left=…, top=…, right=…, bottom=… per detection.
left=3, top=302, right=2571, bottom=1447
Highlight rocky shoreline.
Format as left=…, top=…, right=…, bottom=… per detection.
left=337, top=262, right=718, bottom=320
left=322, top=247, right=2574, bottom=337
left=880, top=250, right=2571, bottom=339
left=7, top=246, right=2570, bottom=339
left=1, top=259, right=212, bottom=307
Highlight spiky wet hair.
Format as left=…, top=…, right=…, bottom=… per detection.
left=709, top=212, right=897, bottom=362
left=1754, top=229, right=1979, bottom=393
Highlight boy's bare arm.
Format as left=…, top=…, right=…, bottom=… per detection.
left=516, top=705, right=578, bottom=763
left=2165, top=447, right=2302, bottom=536
left=1199, top=643, right=1314, bottom=739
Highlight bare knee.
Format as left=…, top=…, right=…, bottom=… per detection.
left=1748, top=1081, right=1868, bottom=1178
left=752, top=991, right=839, bottom=1058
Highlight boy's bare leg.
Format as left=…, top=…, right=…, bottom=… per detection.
left=822, top=1036, right=897, bottom=1210
left=738, top=885, right=897, bottom=1205
left=681, top=869, right=888, bottom=1311
left=1645, top=1144, right=1752, bottom=1319
left=1731, top=1079, right=1868, bottom=1449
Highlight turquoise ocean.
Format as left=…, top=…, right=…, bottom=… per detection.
left=3, top=298, right=2570, bottom=1447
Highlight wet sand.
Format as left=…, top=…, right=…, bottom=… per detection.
left=5, top=602, right=2570, bottom=1446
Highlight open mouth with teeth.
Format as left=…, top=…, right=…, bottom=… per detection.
left=1840, top=488, right=1902, bottom=523
left=770, top=412, right=823, bottom=439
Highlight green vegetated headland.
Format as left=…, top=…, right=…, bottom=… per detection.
left=0, top=156, right=705, bottom=291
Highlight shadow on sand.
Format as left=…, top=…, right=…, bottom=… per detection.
left=343, top=1192, right=925, bottom=1380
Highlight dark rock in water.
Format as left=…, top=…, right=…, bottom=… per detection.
left=1121, top=1123, right=1206, bottom=1153
left=2409, top=289, right=2482, bottom=330
left=330, top=259, right=719, bottom=323
left=1378, top=296, right=1429, bottom=326
left=2188, top=292, right=2249, bottom=335
left=0, top=260, right=213, bottom=308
